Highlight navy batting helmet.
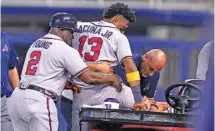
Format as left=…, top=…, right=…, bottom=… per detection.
left=49, top=12, right=81, bottom=32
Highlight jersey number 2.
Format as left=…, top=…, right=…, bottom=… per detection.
left=78, top=36, right=103, bottom=61
left=25, top=51, right=41, bottom=75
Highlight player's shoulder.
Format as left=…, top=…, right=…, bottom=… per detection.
left=58, top=43, right=79, bottom=55
left=111, top=31, right=128, bottom=46
left=52, top=43, right=80, bottom=61
left=40, top=34, right=66, bottom=45
left=39, top=34, right=76, bottom=53
left=133, top=54, right=142, bottom=60
left=1, top=32, right=11, bottom=40
left=132, top=54, right=142, bottom=66
left=62, top=46, right=81, bottom=60
left=1, top=32, right=13, bottom=47
left=116, top=32, right=128, bottom=39
left=88, top=21, right=122, bottom=33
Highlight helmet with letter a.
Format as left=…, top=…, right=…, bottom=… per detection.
left=49, top=12, right=81, bottom=33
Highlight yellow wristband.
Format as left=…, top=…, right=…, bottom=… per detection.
left=126, top=71, right=140, bottom=82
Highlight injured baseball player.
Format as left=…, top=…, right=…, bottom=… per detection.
left=70, top=3, right=147, bottom=131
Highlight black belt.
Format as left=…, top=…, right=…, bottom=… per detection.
left=19, top=84, right=57, bottom=101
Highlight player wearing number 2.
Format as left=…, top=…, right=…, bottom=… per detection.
left=7, top=12, right=122, bottom=131
left=71, top=3, right=146, bottom=131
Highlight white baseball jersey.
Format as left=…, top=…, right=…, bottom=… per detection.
left=20, top=34, right=88, bottom=96
left=73, top=21, right=132, bottom=65
left=71, top=21, right=133, bottom=88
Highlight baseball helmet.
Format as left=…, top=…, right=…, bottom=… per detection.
left=49, top=12, right=81, bottom=32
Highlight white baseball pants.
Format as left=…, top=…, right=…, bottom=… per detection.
left=71, top=84, right=135, bottom=131
left=1, top=95, right=13, bottom=131
left=7, top=88, right=58, bottom=131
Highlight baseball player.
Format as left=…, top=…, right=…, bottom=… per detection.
left=1, top=32, right=20, bottom=131
left=114, top=49, right=167, bottom=111
left=7, top=12, right=122, bottom=131
left=71, top=3, right=148, bottom=131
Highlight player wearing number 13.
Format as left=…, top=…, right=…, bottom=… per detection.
left=7, top=12, right=122, bottom=131
left=71, top=3, right=144, bottom=131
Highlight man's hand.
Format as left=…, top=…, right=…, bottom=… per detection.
left=71, top=84, right=81, bottom=95
left=133, top=98, right=151, bottom=111
left=111, top=74, right=122, bottom=93
left=155, top=102, right=169, bottom=112
left=96, top=62, right=113, bottom=74
left=134, top=97, right=157, bottom=111
left=150, top=105, right=159, bottom=112
left=149, top=102, right=169, bottom=112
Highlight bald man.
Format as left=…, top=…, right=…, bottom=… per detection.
left=114, top=49, right=167, bottom=111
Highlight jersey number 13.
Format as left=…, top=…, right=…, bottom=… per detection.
left=78, top=35, right=103, bottom=61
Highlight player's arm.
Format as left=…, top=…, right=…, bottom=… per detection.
left=122, top=58, right=143, bottom=103
left=8, top=35, right=20, bottom=89
left=116, top=35, right=142, bottom=102
left=9, top=67, right=19, bottom=89
left=78, top=70, right=121, bottom=92
left=86, top=62, right=113, bottom=74
left=122, top=58, right=140, bottom=86
left=64, top=49, right=122, bottom=92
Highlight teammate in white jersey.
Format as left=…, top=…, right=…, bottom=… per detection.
left=71, top=3, right=149, bottom=131
left=7, top=12, right=122, bottom=131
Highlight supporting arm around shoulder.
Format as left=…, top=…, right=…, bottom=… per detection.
left=78, top=69, right=122, bottom=92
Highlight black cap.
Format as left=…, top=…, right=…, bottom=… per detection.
left=49, top=12, right=81, bottom=33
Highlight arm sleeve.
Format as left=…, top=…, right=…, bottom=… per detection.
left=113, top=54, right=142, bottom=84
left=145, top=73, right=160, bottom=98
left=63, top=48, right=88, bottom=77
left=116, top=35, right=132, bottom=65
left=132, top=54, right=142, bottom=66
left=7, top=35, right=19, bottom=69
left=196, top=41, right=213, bottom=80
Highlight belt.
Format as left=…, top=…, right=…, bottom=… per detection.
left=19, top=83, right=58, bottom=101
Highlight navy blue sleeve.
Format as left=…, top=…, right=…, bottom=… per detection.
left=145, top=73, right=160, bottom=98
left=7, top=34, right=19, bottom=69
left=132, top=54, right=142, bottom=67
left=114, top=54, right=142, bottom=84
left=114, top=64, right=127, bottom=84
